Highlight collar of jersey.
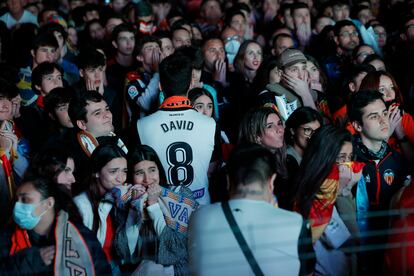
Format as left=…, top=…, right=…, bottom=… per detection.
left=160, top=96, right=193, bottom=110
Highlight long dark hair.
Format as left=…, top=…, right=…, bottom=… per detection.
left=25, top=147, right=74, bottom=187
left=86, top=144, right=127, bottom=233
left=20, top=176, right=82, bottom=224
left=238, top=106, right=288, bottom=179
left=127, top=145, right=168, bottom=187
left=293, top=125, right=352, bottom=217
left=285, top=107, right=323, bottom=146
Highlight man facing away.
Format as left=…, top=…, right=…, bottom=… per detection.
left=188, top=143, right=314, bottom=275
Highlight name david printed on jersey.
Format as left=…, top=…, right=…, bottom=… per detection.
left=161, top=120, right=194, bottom=133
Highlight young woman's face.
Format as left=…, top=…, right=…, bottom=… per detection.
left=306, top=61, right=320, bottom=83
left=258, top=113, right=284, bottom=151
left=269, top=66, right=281, bottom=84
left=378, top=75, right=396, bottom=102
left=336, top=141, right=353, bottom=164
left=243, top=43, right=262, bottom=71
left=15, top=182, right=51, bottom=217
left=98, top=157, right=127, bottom=193
left=56, top=158, right=75, bottom=191
left=133, top=160, right=160, bottom=187
left=193, top=95, right=213, bottom=117
left=0, top=97, right=12, bottom=121
left=293, top=120, right=321, bottom=151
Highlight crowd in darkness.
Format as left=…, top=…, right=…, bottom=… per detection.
left=0, top=0, right=414, bottom=275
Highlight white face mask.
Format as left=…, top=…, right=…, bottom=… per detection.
left=225, top=39, right=241, bottom=65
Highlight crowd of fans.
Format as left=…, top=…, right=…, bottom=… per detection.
left=0, top=0, right=413, bottom=274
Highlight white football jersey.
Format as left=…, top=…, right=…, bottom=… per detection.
left=138, top=108, right=216, bottom=204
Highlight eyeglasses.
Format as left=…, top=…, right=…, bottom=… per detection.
left=339, top=31, right=359, bottom=38
left=299, top=126, right=316, bottom=136
left=224, top=35, right=241, bottom=42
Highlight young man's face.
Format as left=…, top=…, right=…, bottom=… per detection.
left=332, top=4, right=349, bottom=21
left=32, top=46, right=58, bottom=66
left=272, top=36, right=294, bottom=56
left=7, top=0, right=23, bottom=15
left=105, top=18, right=123, bottom=37
left=54, top=103, right=73, bottom=128
left=336, top=25, right=359, bottom=51
left=78, top=100, right=113, bottom=138
left=114, top=31, right=135, bottom=56
left=201, top=0, right=222, bottom=22
left=283, top=61, right=307, bottom=80
left=172, top=29, right=191, bottom=49
left=137, top=42, right=160, bottom=69
left=353, top=99, right=390, bottom=143
left=84, top=10, right=99, bottom=22
left=39, top=68, right=63, bottom=96
left=80, top=66, right=105, bottom=89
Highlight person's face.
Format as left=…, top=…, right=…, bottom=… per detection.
left=243, top=43, right=262, bottom=71
left=68, top=27, right=78, bottom=47
left=133, top=160, right=160, bottom=187
left=160, top=37, right=174, bottom=57
left=32, top=46, right=58, bottom=65
left=350, top=71, right=367, bottom=92
left=79, top=100, right=113, bottom=137
left=355, top=45, right=374, bottom=64
left=269, top=66, right=282, bottom=84
left=230, top=14, right=246, bottom=37
left=292, top=8, right=310, bottom=28
left=306, top=61, right=319, bottom=83
left=358, top=9, right=373, bottom=25
left=273, top=36, right=294, bottom=56
left=336, top=141, right=353, bottom=163
left=54, top=103, right=73, bottom=128
left=0, top=97, right=12, bottom=121
left=202, top=0, right=222, bottom=22
left=53, top=31, right=65, bottom=51
left=403, top=19, right=414, bottom=43
left=39, top=68, right=63, bottom=96
left=258, top=113, right=285, bottom=151
left=112, top=0, right=127, bottom=13
left=315, top=17, right=335, bottom=34
left=84, top=10, right=99, bottom=22
left=138, top=42, right=161, bottom=68
left=56, top=158, right=75, bottom=191
left=369, top=59, right=386, bottom=71
left=193, top=95, right=213, bottom=117
left=81, top=66, right=105, bottom=88
left=172, top=29, right=191, bottom=49
left=283, top=9, right=294, bottom=30
left=354, top=99, right=390, bottom=142
left=89, top=22, right=105, bottom=41
left=284, top=61, right=307, bottom=80
left=373, top=25, right=386, bottom=47
left=332, top=4, right=350, bottom=21
left=203, top=39, right=225, bottom=70
left=98, top=157, right=127, bottom=193
left=16, top=182, right=51, bottom=217
left=7, top=0, right=23, bottom=15
left=263, top=0, right=280, bottom=15
left=191, top=26, right=203, bottom=41
left=114, top=31, right=135, bottom=56
left=294, top=120, right=321, bottom=150
left=105, top=18, right=123, bottom=36
left=379, top=75, right=396, bottom=102
left=336, top=25, right=359, bottom=51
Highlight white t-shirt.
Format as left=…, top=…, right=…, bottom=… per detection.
left=0, top=10, right=38, bottom=29
left=138, top=108, right=216, bottom=205
left=188, top=199, right=303, bottom=275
